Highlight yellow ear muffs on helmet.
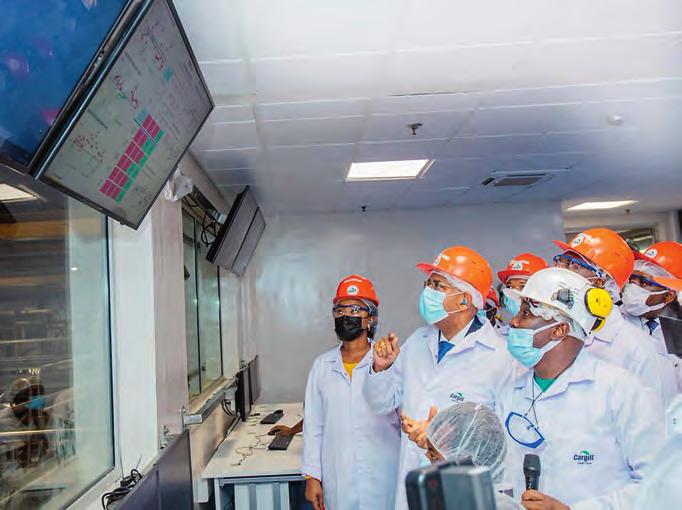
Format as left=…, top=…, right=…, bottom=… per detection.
left=585, top=287, right=613, bottom=331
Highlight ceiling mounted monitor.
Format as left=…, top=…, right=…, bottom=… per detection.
left=0, top=0, right=132, bottom=172
left=37, top=0, right=213, bottom=229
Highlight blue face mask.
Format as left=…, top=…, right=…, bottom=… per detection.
left=507, top=322, right=561, bottom=368
left=476, top=308, right=489, bottom=324
left=419, top=287, right=449, bottom=324
left=26, top=396, right=46, bottom=410
left=503, top=293, right=521, bottom=318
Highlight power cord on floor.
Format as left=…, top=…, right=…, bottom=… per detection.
left=101, top=469, right=142, bottom=509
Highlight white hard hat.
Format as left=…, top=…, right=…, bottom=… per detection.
left=512, top=267, right=613, bottom=336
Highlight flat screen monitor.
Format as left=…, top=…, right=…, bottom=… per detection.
left=206, top=187, right=262, bottom=272
left=236, top=366, right=251, bottom=422
left=0, top=0, right=131, bottom=171
left=232, top=209, right=265, bottom=276
left=248, top=356, right=261, bottom=405
left=37, top=0, right=213, bottom=229
left=119, top=467, right=159, bottom=510
left=157, top=431, right=193, bottom=510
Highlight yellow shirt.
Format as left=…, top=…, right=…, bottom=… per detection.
left=343, top=361, right=359, bottom=379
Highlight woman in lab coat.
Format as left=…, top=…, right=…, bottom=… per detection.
left=301, top=275, right=400, bottom=510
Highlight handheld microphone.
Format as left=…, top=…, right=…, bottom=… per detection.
left=523, top=454, right=541, bottom=491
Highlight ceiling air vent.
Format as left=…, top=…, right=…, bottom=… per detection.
left=481, top=170, right=565, bottom=188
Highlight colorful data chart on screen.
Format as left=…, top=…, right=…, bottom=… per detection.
left=41, top=0, right=212, bottom=228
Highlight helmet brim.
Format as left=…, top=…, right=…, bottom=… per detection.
left=653, top=277, right=682, bottom=292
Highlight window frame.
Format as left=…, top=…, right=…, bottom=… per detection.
left=181, top=201, right=224, bottom=401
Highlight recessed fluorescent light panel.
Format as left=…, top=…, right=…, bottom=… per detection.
left=346, top=159, right=432, bottom=181
left=566, top=200, right=637, bottom=212
left=0, top=184, right=35, bottom=202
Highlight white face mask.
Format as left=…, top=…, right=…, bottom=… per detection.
left=621, top=283, right=668, bottom=317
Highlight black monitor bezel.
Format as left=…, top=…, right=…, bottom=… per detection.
left=35, top=0, right=214, bottom=230
left=0, top=0, right=136, bottom=174
left=206, top=186, right=250, bottom=265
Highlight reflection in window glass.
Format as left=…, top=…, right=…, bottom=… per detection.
left=197, top=243, right=222, bottom=389
left=182, top=212, right=200, bottom=399
left=182, top=200, right=223, bottom=400
left=0, top=181, right=112, bottom=509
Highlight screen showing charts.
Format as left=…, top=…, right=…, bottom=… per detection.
left=0, top=0, right=129, bottom=168
left=40, top=0, right=213, bottom=228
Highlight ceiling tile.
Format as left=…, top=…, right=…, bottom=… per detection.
left=208, top=105, right=255, bottom=124
left=192, top=121, right=260, bottom=151
left=354, top=139, right=447, bottom=161
left=260, top=116, right=364, bottom=146
left=266, top=143, right=356, bottom=170
left=256, top=98, right=369, bottom=121
left=440, top=134, right=544, bottom=158
left=371, top=93, right=479, bottom=114
left=199, top=60, right=254, bottom=97
left=362, top=110, right=471, bottom=142
left=334, top=180, right=414, bottom=212
left=192, top=147, right=264, bottom=171
left=396, top=186, right=471, bottom=209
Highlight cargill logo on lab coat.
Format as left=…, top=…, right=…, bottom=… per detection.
left=450, top=392, right=464, bottom=403
left=573, top=450, right=595, bottom=465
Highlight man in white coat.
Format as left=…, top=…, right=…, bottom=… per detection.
left=302, top=275, right=400, bottom=510
left=363, top=246, right=513, bottom=510
left=551, top=228, right=665, bottom=398
left=500, top=267, right=665, bottom=509
left=621, top=241, right=682, bottom=401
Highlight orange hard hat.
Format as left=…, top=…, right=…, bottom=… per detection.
left=635, top=241, right=682, bottom=292
left=553, top=228, right=634, bottom=289
left=416, top=246, right=493, bottom=299
left=486, top=287, right=500, bottom=307
left=635, top=242, right=682, bottom=279
left=497, top=252, right=548, bottom=284
left=334, top=274, right=379, bottom=306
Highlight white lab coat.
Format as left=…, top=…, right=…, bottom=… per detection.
left=301, top=345, right=401, bottom=510
left=622, top=311, right=680, bottom=405
left=584, top=307, right=665, bottom=398
left=496, top=350, right=665, bottom=510
left=362, top=318, right=514, bottom=510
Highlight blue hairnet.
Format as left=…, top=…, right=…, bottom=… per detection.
left=426, top=402, right=507, bottom=483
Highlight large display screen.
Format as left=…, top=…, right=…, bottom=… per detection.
left=0, top=0, right=130, bottom=169
left=39, top=0, right=213, bottom=229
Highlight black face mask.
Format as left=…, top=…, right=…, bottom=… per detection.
left=334, top=316, right=365, bottom=342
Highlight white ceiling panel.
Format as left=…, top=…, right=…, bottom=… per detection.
left=174, top=0, right=245, bottom=61
left=260, top=116, right=364, bottom=146
left=209, top=168, right=269, bottom=187
left=459, top=103, right=605, bottom=136
left=538, top=128, right=640, bottom=154
left=440, top=134, right=544, bottom=158
left=334, top=180, right=414, bottom=212
left=199, top=60, right=254, bottom=97
left=354, top=139, right=447, bottom=162
left=418, top=158, right=505, bottom=188
left=362, top=110, right=471, bottom=142
left=242, top=0, right=392, bottom=58
left=192, top=121, right=260, bottom=152
left=371, top=93, right=479, bottom=115
left=396, top=187, right=471, bottom=209
left=396, top=0, right=535, bottom=49
left=208, top=105, right=255, bottom=124
left=192, top=147, right=263, bottom=171
left=387, top=43, right=533, bottom=95
left=256, top=98, right=369, bottom=121
left=253, top=53, right=389, bottom=100
left=266, top=144, right=356, bottom=170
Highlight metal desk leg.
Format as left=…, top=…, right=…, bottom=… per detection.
left=214, top=478, right=223, bottom=510
left=233, top=481, right=291, bottom=510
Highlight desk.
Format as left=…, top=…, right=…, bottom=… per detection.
left=203, top=403, right=304, bottom=510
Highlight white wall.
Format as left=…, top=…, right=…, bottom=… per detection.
left=241, top=201, right=564, bottom=404
left=564, top=210, right=680, bottom=242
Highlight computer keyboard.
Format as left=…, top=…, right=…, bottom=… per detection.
left=268, top=434, right=293, bottom=451
left=260, top=409, right=284, bottom=425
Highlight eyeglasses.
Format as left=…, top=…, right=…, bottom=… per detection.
left=505, top=411, right=545, bottom=449
left=628, top=273, right=668, bottom=291
left=424, top=278, right=458, bottom=293
left=332, top=304, right=370, bottom=318
left=552, top=254, right=602, bottom=277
